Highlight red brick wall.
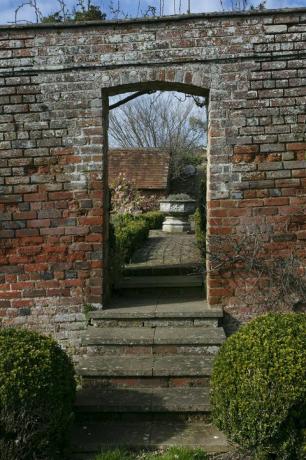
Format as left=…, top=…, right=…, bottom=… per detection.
left=0, top=8, right=305, bottom=348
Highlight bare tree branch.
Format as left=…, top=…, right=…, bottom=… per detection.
left=14, top=0, right=42, bottom=23
left=206, top=231, right=306, bottom=312
left=109, top=91, right=207, bottom=179
left=109, top=91, right=156, bottom=110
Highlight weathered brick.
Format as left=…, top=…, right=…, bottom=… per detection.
left=286, top=143, right=306, bottom=151
left=0, top=9, right=304, bottom=354
left=275, top=178, right=301, bottom=187
left=266, top=170, right=291, bottom=179
left=264, top=25, right=287, bottom=33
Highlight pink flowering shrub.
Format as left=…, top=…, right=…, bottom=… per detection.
left=110, top=173, right=158, bottom=214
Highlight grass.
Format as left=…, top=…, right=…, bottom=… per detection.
left=94, top=447, right=209, bottom=460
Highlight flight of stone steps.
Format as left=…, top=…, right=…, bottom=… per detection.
left=72, top=274, right=228, bottom=456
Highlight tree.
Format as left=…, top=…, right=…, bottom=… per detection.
left=15, top=0, right=106, bottom=24
left=109, top=91, right=207, bottom=179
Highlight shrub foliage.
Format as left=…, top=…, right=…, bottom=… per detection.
left=194, top=208, right=205, bottom=257
left=211, top=313, right=306, bottom=459
left=0, top=328, right=76, bottom=460
left=114, top=217, right=150, bottom=263
left=194, top=178, right=206, bottom=258
left=111, top=211, right=164, bottom=263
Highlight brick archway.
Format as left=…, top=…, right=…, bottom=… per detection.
left=99, top=73, right=212, bottom=305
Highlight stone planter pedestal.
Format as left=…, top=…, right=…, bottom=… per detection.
left=160, top=199, right=196, bottom=233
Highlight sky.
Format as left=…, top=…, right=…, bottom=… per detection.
left=0, top=0, right=306, bottom=24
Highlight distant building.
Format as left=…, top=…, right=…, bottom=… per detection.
left=108, top=148, right=171, bottom=198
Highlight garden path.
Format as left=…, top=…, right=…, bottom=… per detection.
left=129, top=230, right=201, bottom=268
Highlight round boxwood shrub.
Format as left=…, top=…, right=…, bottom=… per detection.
left=211, top=313, right=306, bottom=459
left=0, top=328, right=76, bottom=460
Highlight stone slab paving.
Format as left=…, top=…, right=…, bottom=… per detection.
left=99, top=298, right=221, bottom=318
left=76, top=276, right=226, bottom=456
left=71, top=420, right=229, bottom=455
left=154, top=327, right=225, bottom=345
left=112, top=287, right=204, bottom=300
left=152, top=355, right=213, bottom=377
left=82, top=327, right=155, bottom=345
left=116, top=274, right=203, bottom=289
left=129, top=230, right=201, bottom=267
left=82, top=326, right=225, bottom=346
left=77, top=355, right=214, bottom=378
left=76, top=387, right=211, bottom=413
left=78, top=356, right=154, bottom=377
left=155, top=301, right=219, bottom=317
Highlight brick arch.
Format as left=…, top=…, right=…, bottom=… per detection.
left=100, top=71, right=212, bottom=304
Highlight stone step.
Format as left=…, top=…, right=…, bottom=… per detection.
left=77, top=354, right=214, bottom=379
left=80, top=376, right=211, bottom=389
left=91, top=318, right=219, bottom=328
left=71, top=418, right=229, bottom=455
left=82, top=327, right=225, bottom=356
left=75, top=387, right=211, bottom=413
left=123, top=263, right=201, bottom=277
left=115, top=274, right=203, bottom=289
left=113, top=286, right=205, bottom=298
left=85, top=345, right=220, bottom=356
left=89, top=301, right=223, bottom=328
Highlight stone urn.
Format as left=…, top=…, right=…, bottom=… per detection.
left=160, top=194, right=196, bottom=233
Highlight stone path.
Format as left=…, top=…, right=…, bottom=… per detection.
left=129, top=230, right=201, bottom=267
left=72, top=419, right=228, bottom=459
left=72, top=293, right=228, bottom=457
left=71, top=233, right=227, bottom=457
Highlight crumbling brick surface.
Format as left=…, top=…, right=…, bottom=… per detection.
left=0, top=8, right=305, bottom=349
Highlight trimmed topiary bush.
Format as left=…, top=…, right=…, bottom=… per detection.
left=114, top=218, right=150, bottom=263
left=0, top=328, right=76, bottom=460
left=112, top=211, right=164, bottom=232
left=111, top=211, right=165, bottom=264
left=136, top=211, right=165, bottom=230
left=211, top=313, right=306, bottom=459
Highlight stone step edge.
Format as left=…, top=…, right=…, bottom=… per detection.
left=115, top=275, right=203, bottom=288
left=81, top=326, right=225, bottom=347
left=123, top=263, right=201, bottom=276
left=76, top=355, right=214, bottom=378
left=89, top=308, right=223, bottom=320
left=75, top=387, right=211, bottom=413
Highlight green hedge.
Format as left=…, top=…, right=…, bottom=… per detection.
left=0, top=328, right=76, bottom=460
left=211, top=313, right=306, bottom=459
left=194, top=178, right=206, bottom=258
left=111, top=211, right=164, bottom=263
left=115, top=218, right=150, bottom=263
left=136, top=211, right=164, bottom=230
left=194, top=208, right=206, bottom=257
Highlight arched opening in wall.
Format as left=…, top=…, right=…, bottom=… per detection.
left=102, top=82, right=209, bottom=309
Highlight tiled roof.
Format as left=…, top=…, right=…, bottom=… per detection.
left=109, top=148, right=171, bottom=190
